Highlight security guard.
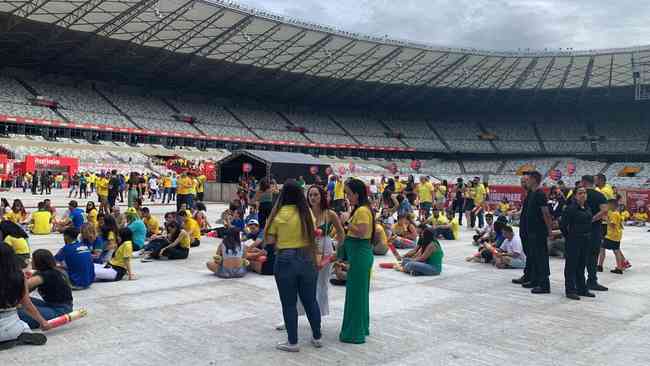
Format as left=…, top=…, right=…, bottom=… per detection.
left=560, top=187, right=594, bottom=300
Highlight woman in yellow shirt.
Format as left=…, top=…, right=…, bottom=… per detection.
left=1, top=220, right=31, bottom=267
left=93, top=227, right=135, bottom=281
left=264, top=180, right=321, bottom=352
left=86, top=201, right=99, bottom=230
left=5, top=199, right=29, bottom=225
left=143, top=221, right=190, bottom=261
left=339, top=178, right=374, bottom=345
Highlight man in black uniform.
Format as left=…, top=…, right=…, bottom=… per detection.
left=581, top=175, right=609, bottom=292
left=560, top=187, right=594, bottom=300
left=523, top=171, right=554, bottom=294
left=513, top=174, right=531, bottom=285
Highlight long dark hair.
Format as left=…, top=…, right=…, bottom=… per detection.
left=0, top=220, right=29, bottom=240
left=12, top=199, right=26, bottom=216
left=0, top=243, right=25, bottom=308
left=307, top=185, right=329, bottom=211
left=86, top=201, right=96, bottom=214
left=223, top=227, right=242, bottom=255
left=101, top=215, right=119, bottom=241
left=264, top=179, right=316, bottom=252
left=417, top=227, right=436, bottom=250
left=165, top=221, right=181, bottom=243
left=259, top=177, right=271, bottom=192
left=31, top=249, right=58, bottom=272
left=118, top=227, right=133, bottom=248
left=346, top=178, right=375, bottom=243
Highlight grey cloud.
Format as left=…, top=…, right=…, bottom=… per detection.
left=238, top=0, right=650, bottom=51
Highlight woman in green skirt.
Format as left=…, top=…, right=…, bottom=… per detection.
left=338, top=178, right=375, bottom=344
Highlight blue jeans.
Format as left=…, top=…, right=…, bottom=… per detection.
left=18, top=297, right=72, bottom=329
left=402, top=258, right=440, bottom=276
left=274, top=249, right=322, bottom=345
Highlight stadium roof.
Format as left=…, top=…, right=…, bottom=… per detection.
left=1, top=0, right=647, bottom=109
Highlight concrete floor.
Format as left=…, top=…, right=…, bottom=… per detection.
left=2, top=189, right=650, bottom=366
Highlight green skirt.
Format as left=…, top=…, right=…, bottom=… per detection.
left=339, top=236, right=374, bottom=344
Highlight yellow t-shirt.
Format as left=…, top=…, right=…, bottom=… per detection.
left=87, top=209, right=98, bottom=229
left=267, top=205, right=311, bottom=249
left=597, top=184, right=615, bottom=200
left=4, top=235, right=30, bottom=255
left=144, top=216, right=160, bottom=235
left=4, top=211, right=25, bottom=224
left=633, top=212, right=648, bottom=222
left=334, top=181, right=344, bottom=200
left=348, top=206, right=373, bottom=239
left=449, top=217, right=460, bottom=240
left=499, top=202, right=510, bottom=213
left=428, top=214, right=449, bottom=226
left=179, top=231, right=191, bottom=249
left=474, top=185, right=487, bottom=205
left=31, top=211, right=52, bottom=235
left=184, top=217, right=201, bottom=241
left=395, top=181, right=404, bottom=193
left=163, top=177, right=172, bottom=188
left=374, top=223, right=387, bottom=246
left=435, top=185, right=447, bottom=201
left=96, top=177, right=109, bottom=197
left=109, top=241, right=133, bottom=269
left=177, top=176, right=194, bottom=195
left=606, top=211, right=623, bottom=242
left=196, top=175, right=206, bottom=193
left=621, top=210, right=630, bottom=221
left=417, top=182, right=434, bottom=203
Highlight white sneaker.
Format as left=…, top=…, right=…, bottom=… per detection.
left=311, top=338, right=323, bottom=348
left=275, top=323, right=286, bottom=331
left=276, top=342, right=299, bottom=352
left=131, top=250, right=143, bottom=258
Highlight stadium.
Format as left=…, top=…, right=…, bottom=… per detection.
left=1, top=0, right=650, bottom=189
left=3, top=2, right=650, bottom=365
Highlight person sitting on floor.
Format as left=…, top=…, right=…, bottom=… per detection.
left=619, top=204, right=630, bottom=222
left=54, top=201, right=85, bottom=233
left=444, top=210, right=461, bottom=240
left=206, top=227, right=247, bottom=278
left=93, top=227, right=135, bottom=281
left=179, top=210, right=201, bottom=247
left=79, top=223, right=105, bottom=265
left=372, top=218, right=389, bottom=255
left=494, top=226, right=526, bottom=269
left=125, top=208, right=146, bottom=252
left=96, top=215, right=119, bottom=264
left=1, top=220, right=31, bottom=268
left=467, top=216, right=508, bottom=263
left=54, top=227, right=95, bottom=290
left=428, top=207, right=455, bottom=240
left=472, top=213, right=495, bottom=246
left=0, top=243, right=50, bottom=349
left=5, top=199, right=29, bottom=227
left=30, top=202, right=52, bottom=235
left=141, top=221, right=191, bottom=261
left=141, top=207, right=160, bottom=238
left=243, top=219, right=270, bottom=274
left=393, top=227, right=443, bottom=276
left=390, top=213, right=417, bottom=249
left=626, top=207, right=648, bottom=226
left=19, top=249, right=74, bottom=328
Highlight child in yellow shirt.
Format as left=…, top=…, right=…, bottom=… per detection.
left=599, top=199, right=630, bottom=274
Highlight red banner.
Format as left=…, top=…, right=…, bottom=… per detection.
left=487, top=185, right=526, bottom=204
left=625, top=189, right=650, bottom=210
left=202, top=161, right=216, bottom=181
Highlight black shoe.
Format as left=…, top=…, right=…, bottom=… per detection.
left=610, top=269, right=623, bottom=274
left=588, top=283, right=608, bottom=291
left=566, top=293, right=580, bottom=300
left=0, top=339, right=17, bottom=350
left=531, top=287, right=551, bottom=294
left=596, top=265, right=603, bottom=272
left=578, top=291, right=596, bottom=298
left=522, top=282, right=536, bottom=288
left=512, top=276, right=528, bottom=284
left=17, top=332, right=47, bottom=346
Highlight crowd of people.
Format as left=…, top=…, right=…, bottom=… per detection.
left=0, top=168, right=639, bottom=351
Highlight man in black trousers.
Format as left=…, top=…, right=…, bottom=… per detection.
left=560, top=187, right=594, bottom=300
left=523, top=171, right=554, bottom=294
left=581, top=175, right=609, bottom=292
left=513, top=174, right=531, bottom=285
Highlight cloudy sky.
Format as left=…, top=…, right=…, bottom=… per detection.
left=237, top=0, right=649, bottom=51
